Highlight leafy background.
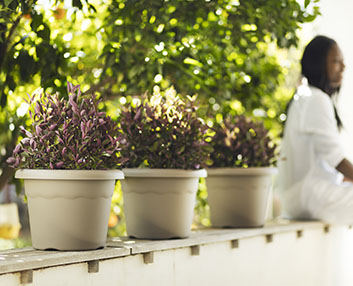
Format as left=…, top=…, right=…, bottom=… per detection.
left=0, top=0, right=320, bottom=238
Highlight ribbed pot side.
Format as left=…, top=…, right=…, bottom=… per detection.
left=16, top=169, right=124, bottom=251
left=122, top=169, right=207, bottom=239
left=206, top=168, right=276, bottom=228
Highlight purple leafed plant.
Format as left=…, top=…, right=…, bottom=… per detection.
left=209, top=115, right=277, bottom=168
left=7, top=82, right=127, bottom=170
left=118, top=86, right=211, bottom=169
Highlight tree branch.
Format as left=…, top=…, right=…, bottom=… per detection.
left=0, top=14, right=22, bottom=73
left=0, top=166, right=15, bottom=191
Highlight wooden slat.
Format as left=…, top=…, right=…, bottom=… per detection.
left=107, top=221, right=326, bottom=255
left=0, top=221, right=329, bottom=275
left=0, top=247, right=129, bottom=275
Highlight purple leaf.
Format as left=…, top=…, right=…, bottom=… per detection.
left=13, top=144, right=21, bottom=154
left=49, top=124, right=57, bottom=131
left=35, top=101, right=42, bottom=115
left=6, top=157, right=16, bottom=165
left=30, top=138, right=37, bottom=149
left=55, top=162, right=64, bottom=168
left=80, top=122, right=85, bottom=135
left=134, top=107, right=142, bottom=121
left=20, top=126, right=33, bottom=137
left=69, top=94, right=79, bottom=113
left=86, top=120, right=92, bottom=130
left=21, top=138, right=30, bottom=145
left=67, top=81, right=73, bottom=94
left=108, top=135, right=114, bottom=144
left=35, top=126, right=42, bottom=136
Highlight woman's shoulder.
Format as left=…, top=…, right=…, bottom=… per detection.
left=295, top=86, right=333, bottom=109
left=289, top=85, right=334, bottom=121
left=308, top=86, right=332, bottom=103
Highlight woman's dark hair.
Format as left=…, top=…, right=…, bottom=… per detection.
left=287, top=35, right=342, bottom=129
left=301, top=35, right=338, bottom=95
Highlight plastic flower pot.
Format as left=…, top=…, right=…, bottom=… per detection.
left=16, top=169, right=124, bottom=250
left=206, top=167, right=276, bottom=228
left=121, top=168, right=207, bottom=239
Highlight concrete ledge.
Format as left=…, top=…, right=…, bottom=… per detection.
left=0, top=246, right=130, bottom=274
left=108, top=220, right=328, bottom=254
left=0, top=220, right=332, bottom=274
left=0, top=220, right=352, bottom=286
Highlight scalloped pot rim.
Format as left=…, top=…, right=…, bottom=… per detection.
left=206, top=167, right=277, bottom=176
left=122, top=168, right=207, bottom=178
left=15, top=169, right=124, bottom=180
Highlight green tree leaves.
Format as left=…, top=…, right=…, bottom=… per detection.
left=99, top=0, right=320, bottom=116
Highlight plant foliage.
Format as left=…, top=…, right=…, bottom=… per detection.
left=7, top=82, right=127, bottom=170
left=0, top=0, right=320, bottom=187
left=118, top=86, right=211, bottom=169
left=209, top=115, right=276, bottom=168
left=100, top=0, right=320, bottom=110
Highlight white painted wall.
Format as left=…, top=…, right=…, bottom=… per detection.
left=302, top=0, right=353, bottom=159
left=1, top=225, right=353, bottom=286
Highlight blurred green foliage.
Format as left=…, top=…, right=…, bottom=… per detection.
left=0, top=0, right=320, bottom=234
left=108, top=181, right=127, bottom=237
left=0, top=0, right=91, bottom=189
left=100, top=0, right=319, bottom=117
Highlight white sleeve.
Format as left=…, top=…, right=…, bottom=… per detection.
left=300, top=94, right=344, bottom=168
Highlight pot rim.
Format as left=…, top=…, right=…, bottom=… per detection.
left=15, top=169, right=124, bottom=180
left=206, top=167, right=277, bottom=176
left=122, top=168, right=207, bottom=178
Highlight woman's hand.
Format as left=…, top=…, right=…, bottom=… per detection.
left=336, top=158, right=353, bottom=182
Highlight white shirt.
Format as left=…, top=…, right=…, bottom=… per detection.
left=277, top=85, right=345, bottom=219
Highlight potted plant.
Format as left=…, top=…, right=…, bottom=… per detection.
left=118, top=86, right=210, bottom=239
left=206, top=115, right=277, bottom=228
left=7, top=82, right=126, bottom=250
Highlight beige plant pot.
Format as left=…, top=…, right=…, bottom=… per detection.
left=206, top=167, right=276, bottom=228
left=15, top=169, right=124, bottom=250
left=121, top=168, right=207, bottom=239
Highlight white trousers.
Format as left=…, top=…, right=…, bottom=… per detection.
left=281, top=177, right=353, bottom=225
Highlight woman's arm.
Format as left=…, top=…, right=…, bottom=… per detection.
left=336, top=158, right=353, bottom=182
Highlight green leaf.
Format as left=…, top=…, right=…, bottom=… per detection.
left=0, top=91, right=7, bottom=107
left=88, top=3, right=97, bottom=13
left=31, top=14, right=43, bottom=31
left=37, top=24, right=50, bottom=41
left=150, top=141, right=159, bottom=152
left=4, top=0, right=13, bottom=7
left=73, top=0, right=83, bottom=9
left=304, top=0, right=310, bottom=8
left=208, top=11, right=217, bottom=22
left=6, top=75, right=15, bottom=91
left=18, top=52, right=36, bottom=82
left=183, top=57, right=203, bottom=67
left=304, top=14, right=317, bottom=22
